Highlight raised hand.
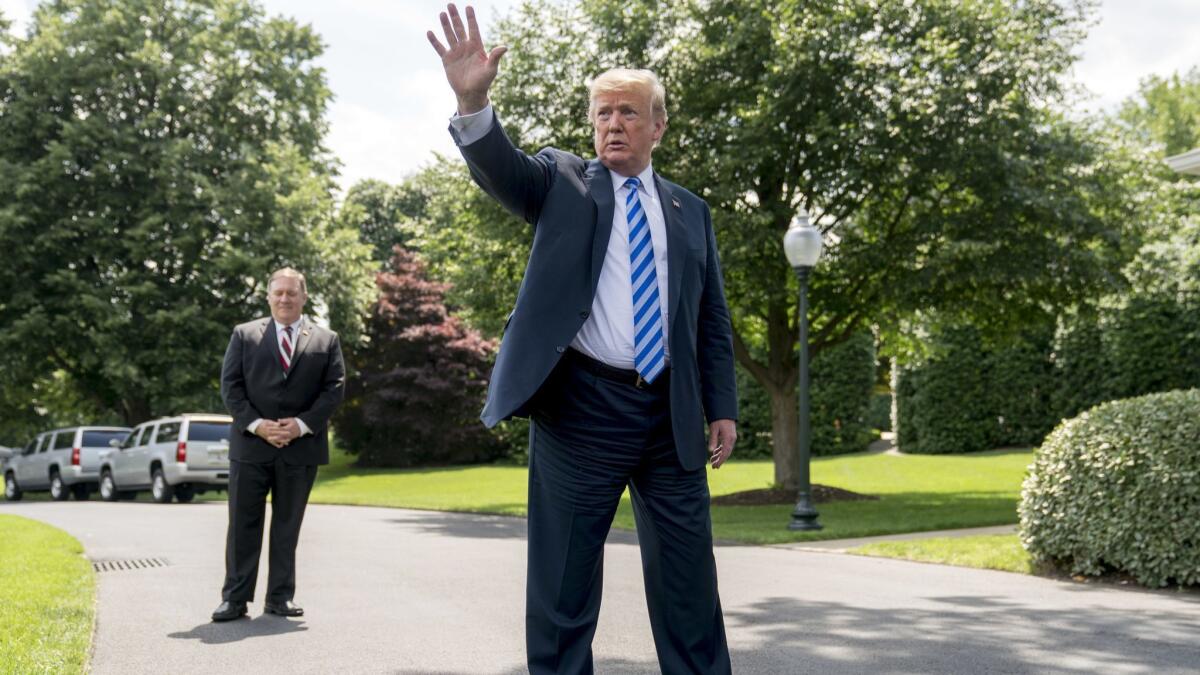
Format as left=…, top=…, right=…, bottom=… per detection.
left=426, top=3, right=507, bottom=115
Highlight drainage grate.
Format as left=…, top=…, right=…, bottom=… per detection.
left=92, top=558, right=170, bottom=573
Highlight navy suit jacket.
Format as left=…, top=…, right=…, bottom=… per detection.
left=220, top=317, right=345, bottom=465
left=455, top=117, right=737, bottom=471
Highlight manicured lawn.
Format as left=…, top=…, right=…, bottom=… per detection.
left=0, top=514, right=95, bottom=674
left=308, top=447, right=1034, bottom=545
left=849, top=534, right=1035, bottom=574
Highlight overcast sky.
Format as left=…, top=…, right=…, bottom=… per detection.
left=3, top=0, right=1199, bottom=190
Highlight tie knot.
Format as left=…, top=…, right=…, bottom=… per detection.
left=623, top=177, right=641, bottom=191
left=284, top=325, right=293, bottom=337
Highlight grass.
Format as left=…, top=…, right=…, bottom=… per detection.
left=307, top=446, right=1034, bottom=545
left=4, top=446, right=1032, bottom=545
left=849, top=534, right=1035, bottom=574
left=0, top=514, right=95, bottom=674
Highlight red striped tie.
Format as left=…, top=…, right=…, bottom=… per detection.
left=280, top=325, right=293, bottom=372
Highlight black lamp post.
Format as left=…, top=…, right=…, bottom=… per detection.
left=783, top=208, right=823, bottom=531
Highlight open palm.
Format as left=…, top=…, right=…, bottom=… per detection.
left=427, top=4, right=507, bottom=114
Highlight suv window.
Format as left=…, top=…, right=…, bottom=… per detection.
left=53, top=430, right=76, bottom=450
left=155, top=422, right=181, bottom=443
left=23, top=438, right=37, bottom=456
left=121, top=427, right=142, bottom=449
left=36, top=435, right=49, bottom=453
left=187, top=422, right=231, bottom=442
left=83, top=430, right=129, bottom=448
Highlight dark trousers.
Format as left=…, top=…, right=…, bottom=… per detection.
left=526, top=353, right=731, bottom=675
left=221, top=456, right=317, bottom=603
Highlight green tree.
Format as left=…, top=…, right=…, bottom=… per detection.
left=1120, top=68, right=1200, bottom=158
left=340, top=178, right=425, bottom=265
left=425, top=0, right=1131, bottom=487
left=0, top=0, right=372, bottom=430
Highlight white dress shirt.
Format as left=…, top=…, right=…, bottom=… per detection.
left=450, top=105, right=671, bottom=370
left=248, top=316, right=312, bottom=437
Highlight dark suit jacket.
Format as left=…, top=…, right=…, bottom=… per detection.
left=220, top=317, right=345, bottom=465
left=454, top=116, right=737, bottom=471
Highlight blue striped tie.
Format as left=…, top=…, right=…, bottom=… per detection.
left=625, top=177, right=666, bottom=383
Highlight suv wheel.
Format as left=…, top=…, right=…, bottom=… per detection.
left=4, top=473, right=21, bottom=501
left=151, top=467, right=174, bottom=504
left=49, top=471, right=70, bottom=501
left=99, top=471, right=119, bottom=502
left=174, top=485, right=196, bottom=503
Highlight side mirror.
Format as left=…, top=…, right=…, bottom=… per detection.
left=109, top=438, right=122, bottom=448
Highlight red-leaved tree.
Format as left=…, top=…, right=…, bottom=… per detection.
left=335, top=247, right=502, bottom=466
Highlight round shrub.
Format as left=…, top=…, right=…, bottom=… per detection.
left=1019, top=389, right=1200, bottom=587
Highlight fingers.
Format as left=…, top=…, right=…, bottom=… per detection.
left=448, top=4, right=468, bottom=45
left=426, top=31, right=447, bottom=57
left=465, top=4, right=481, bottom=44
left=439, top=11, right=458, bottom=49
left=487, top=45, right=507, bottom=68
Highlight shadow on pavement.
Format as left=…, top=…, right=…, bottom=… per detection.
left=389, top=512, right=641, bottom=546
left=717, top=596, right=1200, bottom=674
left=394, top=658, right=659, bottom=675
left=167, top=615, right=309, bottom=644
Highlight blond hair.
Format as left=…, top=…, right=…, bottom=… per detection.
left=587, top=68, right=668, bottom=124
left=268, top=267, right=307, bottom=295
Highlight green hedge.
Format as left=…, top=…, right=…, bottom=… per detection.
left=1019, top=389, right=1200, bottom=587
left=737, top=332, right=877, bottom=459
left=811, top=331, right=878, bottom=456
left=898, top=292, right=1200, bottom=454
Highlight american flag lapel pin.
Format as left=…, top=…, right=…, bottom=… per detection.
left=671, top=197, right=681, bottom=210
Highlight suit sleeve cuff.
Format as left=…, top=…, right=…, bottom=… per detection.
left=449, top=104, right=495, bottom=146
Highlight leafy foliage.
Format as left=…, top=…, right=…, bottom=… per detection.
left=897, top=292, right=1200, bottom=454
left=339, top=178, right=424, bottom=266
left=733, top=332, right=876, bottom=459
left=0, top=0, right=373, bottom=436
left=334, top=247, right=503, bottom=467
left=1019, top=389, right=1200, bottom=587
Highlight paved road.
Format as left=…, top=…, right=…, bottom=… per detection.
left=3, top=501, right=1198, bottom=674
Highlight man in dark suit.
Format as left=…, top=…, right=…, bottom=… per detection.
left=211, top=267, right=345, bottom=622
left=429, top=5, right=738, bottom=673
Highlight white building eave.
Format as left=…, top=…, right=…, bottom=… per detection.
left=1165, top=148, right=1200, bottom=175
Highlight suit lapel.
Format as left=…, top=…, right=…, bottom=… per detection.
left=290, top=318, right=313, bottom=371
left=655, top=174, right=688, bottom=333
left=587, top=160, right=615, bottom=299
left=259, top=319, right=279, bottom=369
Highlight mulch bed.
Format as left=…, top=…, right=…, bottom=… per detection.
left=711, top=484, right=879, bottom=506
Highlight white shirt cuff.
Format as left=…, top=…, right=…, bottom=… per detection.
left=449, top=104, right=495, bottom=146
left=296, top=418, right=313, bottom=436
left=248, top=418, right=263, bottom=434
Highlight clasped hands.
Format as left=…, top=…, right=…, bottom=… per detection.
left=255, top=418, right=303, bottom=449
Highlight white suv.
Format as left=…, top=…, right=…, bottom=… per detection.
left=97, top=414, right=232, bottom=504
left=4, top=426, right=132, bottom=501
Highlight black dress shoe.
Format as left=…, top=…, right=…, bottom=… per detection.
left=211, top=601, right=247, bottom=622
left=264, top=600, right=304, bottom=617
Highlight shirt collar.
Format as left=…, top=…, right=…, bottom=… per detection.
left=609, top=163, right=658, bottom=201
left=274, top=316, right=304, bottom=334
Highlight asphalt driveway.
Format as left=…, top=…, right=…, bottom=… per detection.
left=3, top=501, right=1197, bottom=674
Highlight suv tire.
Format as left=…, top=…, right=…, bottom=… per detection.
left=4, top=473, right=21, bottom=501
left=151, top=467, right=174, bottom=504
left=49, top=471, right=70, bottom=501
left=175, top=485, right=196, bottom=503
left=99, top=470, right=120, bottom=502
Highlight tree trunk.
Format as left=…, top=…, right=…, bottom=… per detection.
left=769, top=385, right=799, bottom=490
left=120, top=397, right=152, bottom=427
